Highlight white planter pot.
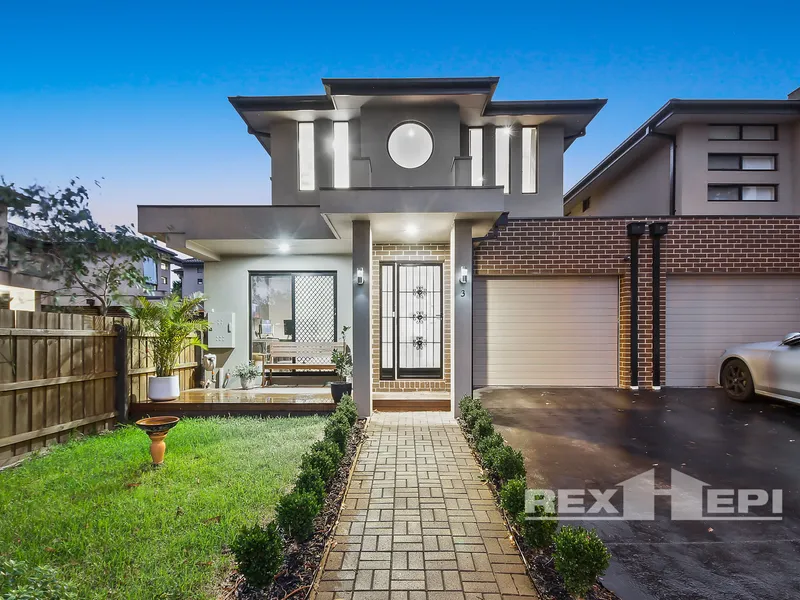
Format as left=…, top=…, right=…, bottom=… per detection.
left=148, top=376, right=180, bottom=402
left=240, top=377, right=253, bottom=390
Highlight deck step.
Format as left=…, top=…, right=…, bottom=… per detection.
left=373, top=399, right=451, bottom=412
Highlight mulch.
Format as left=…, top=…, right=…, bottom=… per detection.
left=222, top=418, right=367, bottom=600
left=458, top=418, right=619, bottom=600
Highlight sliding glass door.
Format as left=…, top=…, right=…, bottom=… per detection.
left=249, top=271, right=337, bottom=361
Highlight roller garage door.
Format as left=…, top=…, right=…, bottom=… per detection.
left=666, top=276, right=800, bottom=386
left=473, top=277, right=619, bottom=387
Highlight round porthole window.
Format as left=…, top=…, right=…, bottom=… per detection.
left=387, top=122, right=433, bottom=169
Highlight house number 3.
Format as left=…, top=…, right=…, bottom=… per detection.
left=460, top=290, right=466, bottom=297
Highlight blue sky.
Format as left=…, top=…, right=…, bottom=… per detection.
left=2, top=0, right=797, bottom=227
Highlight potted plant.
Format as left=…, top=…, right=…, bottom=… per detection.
left=126, top=293, right=209, bottom=401
left=233, top=361, right=261, bottom=390
left=330, top=325, right=353, bottom=403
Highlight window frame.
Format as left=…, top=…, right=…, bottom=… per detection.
left=708, top=153, right=777, bottom=171
left=708, top=124, right=778, bottom=141
left=297, top=122, right=316, bottom=191
left=468, top=127, right=484, bottom=186
left=521, top=126, right=539, bottom=194
left=197, top=278, right=203, bottom=286
left=707, top=184, right=778, bottom=202
left=386, top=121, right=434, bottom=170
left=495, top=126, right=511, bottom=194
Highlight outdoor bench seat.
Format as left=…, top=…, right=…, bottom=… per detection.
left=262, top=341, right=346, bottom=386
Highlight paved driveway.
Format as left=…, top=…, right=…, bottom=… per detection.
left=478, top=387, right=800, bottom=600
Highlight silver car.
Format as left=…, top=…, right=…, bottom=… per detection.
left=719, top=332, right=800, bottom=403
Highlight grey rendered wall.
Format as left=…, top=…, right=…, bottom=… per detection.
left=676, top=123, right=795, bottom=215
left=181, top=265, right=204, bottom=297
left=572, top=143, right=672, bottom=216
left=502, top=124, right=565, bottom=218
left=351, top=221, right=372, bottom=417
left=450, top=220, right=472, bottom=416
left=203, top=254, right=353, bottom=370
left=359, top=105, right=461, bottom=187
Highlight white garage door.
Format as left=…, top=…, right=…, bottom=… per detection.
left=473, top=277, right=619, bottom=387
left=666, top=276, right=800, bottom=387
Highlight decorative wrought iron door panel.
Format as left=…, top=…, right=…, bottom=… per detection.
left=396, top=263, right=443, bottom=379
left=294, top=274, right=336, bottom=363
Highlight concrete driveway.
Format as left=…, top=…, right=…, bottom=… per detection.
left=478, top=387, right=800, bottom=600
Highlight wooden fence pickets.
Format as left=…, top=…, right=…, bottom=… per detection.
left=0, top=309, right=200, bottom=465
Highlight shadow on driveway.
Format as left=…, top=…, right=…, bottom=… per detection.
left=478, top=387, right=800, bottom=600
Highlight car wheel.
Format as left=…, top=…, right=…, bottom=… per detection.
left=721, top=359, right=755, bottom=401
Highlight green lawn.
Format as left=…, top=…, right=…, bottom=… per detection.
left=0, top=416, right=326, bottom=599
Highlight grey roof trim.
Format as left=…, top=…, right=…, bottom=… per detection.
left=321, top=77, right=499, bottom=98
left=485, top=99, right=607, bottom=116
left=228, top=95, right=334, bottom=112
left=564, top=98, right=800, bottom=204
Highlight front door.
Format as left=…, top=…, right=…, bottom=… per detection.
left=380, top=262, right=443, bottom=379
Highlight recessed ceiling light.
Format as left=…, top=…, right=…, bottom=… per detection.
left=278, top=243, right=290, bottom=254
left=405, top=224, right=418, bottom=236
left=502, top=125, right=513, bottom=136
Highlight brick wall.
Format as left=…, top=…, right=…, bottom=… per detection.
left=474, top=216, right=800, bottom=389
left=371, top=244, right=451, bottom=392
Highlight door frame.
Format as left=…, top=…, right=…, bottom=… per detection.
left=379, top=261, right=444, bottom=380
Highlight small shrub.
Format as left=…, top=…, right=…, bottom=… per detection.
left=295, top=466, right=326, bottom=502
left=459, top=395, right=480, bottom=420
left=519, top=495, right=559, bottom=549
left=276, top=491, right=321, bottom=542
left=325, top=415, right=351, bottom=452
left=301, top=446, right=337, bottom=482
left=0, top=558, right=78, bottom=600
left=230, top=521, right=284, bottom=587
left=464, top=406, right=490, bottom=431
left=337, top=395, right=358, bottom=426
left=553, top=526, right=611, bottom=598
left=471, top=414, right=494, bottom=442
left=476, top=432, right=504, bottom=457
left=500, top=477, right=527, bottom=518
left=486, top=444, right=526, bottom=482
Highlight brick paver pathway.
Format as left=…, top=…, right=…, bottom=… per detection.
left=315, top=412, right=539, bottom=600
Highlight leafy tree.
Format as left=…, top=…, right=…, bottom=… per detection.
left=0, top=178, right=156, bottom=315
left=171, top=279, right=183, bottom=296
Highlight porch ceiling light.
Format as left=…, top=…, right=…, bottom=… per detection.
left=405, top=224, right=418, bottom=237
left=278, top=243, right=290, bottom=254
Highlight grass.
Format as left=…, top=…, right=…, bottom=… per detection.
left=0, top=415, right=326, bottom=599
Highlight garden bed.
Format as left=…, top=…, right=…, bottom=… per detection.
left=229, top=417, right=366, bottom=600
left=458, top=398, right=619, bottom=600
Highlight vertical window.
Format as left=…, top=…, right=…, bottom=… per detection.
left=495, top=126, right=510, bottom=194
left=468, top=127, right=483, bottom=186
left=521, top=126, right=538, bottom=193
left=333, top=122, right=350, bottom=188
left=298, top=122, right=315, bottom=191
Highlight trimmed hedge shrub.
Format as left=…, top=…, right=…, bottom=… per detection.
left=276, top=490, right=321, bottom=542
left=471, top=414, right=494, bottom=442
left=476, top=431, right=504, bottom=457
left=324, top=414, right=351, bottom=452
left=459, top=395, right=480, bottom=420
left=464, top=406, right=490, bottom=431
left=295, top=466, right=326, bottom=502
left=230, top=521, right=284, bottom=587
left=0, top=559, right=77, bottom=600
left=499, top=477, right=526, bottom=518
left=301, top=445, right=337, bottom=483
left=553, top=526, right=611, bottom=597
left=520, top=497, right=559, bottom=549
left=486, top=444, right=526, bottom=482
left=338, top=395, right=358, bottom=426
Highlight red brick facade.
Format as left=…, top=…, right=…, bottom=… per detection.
left=474, top=216, right=800, bottom=388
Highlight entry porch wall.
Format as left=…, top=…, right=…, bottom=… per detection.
left=473, top=216, right=800, bottom=389
left=371, top=244, right=451, bottom=392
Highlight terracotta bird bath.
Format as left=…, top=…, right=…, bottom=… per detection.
left=136, top=416, right=180, bottom=465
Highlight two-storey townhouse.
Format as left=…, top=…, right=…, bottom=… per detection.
left=175, top=258, right=204, bottom=298
left=139, top=77, right=607, bottom=415
left=557, top=89, right=800, bottom=389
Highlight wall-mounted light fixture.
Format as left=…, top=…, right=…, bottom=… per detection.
left=356, top=267, right=364, bottom=285
left=459, top=266, right=469, bottom=284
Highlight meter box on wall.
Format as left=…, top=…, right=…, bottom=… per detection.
left=209, top=311, right=235, bottom=348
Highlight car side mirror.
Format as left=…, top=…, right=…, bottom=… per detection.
left=781, top=332, right=800, bottom=346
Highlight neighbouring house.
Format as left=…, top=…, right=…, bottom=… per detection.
left=0, top=210, right=178, bottom=311
left=174, top=258, right=204, bottom=297
left=138, top=77, right=800, bottom=416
